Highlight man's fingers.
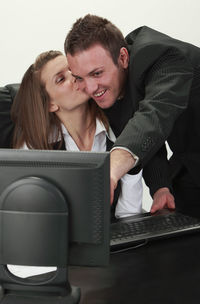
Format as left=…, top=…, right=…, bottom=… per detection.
left=110, top=179, right=116, bottom=205
left=110, top=186, right=114, bottom=205
left=150, top=201, right=164, bottom=213
left=167, top=198, right=175, bottom=209
left=150, top=205, right=158, bottom=213
left=151, top=192, right=176, bottom=213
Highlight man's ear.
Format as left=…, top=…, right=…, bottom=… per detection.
left=118, top=47, right=129, bottom=69
left=49, top=102, right=59, bottom=113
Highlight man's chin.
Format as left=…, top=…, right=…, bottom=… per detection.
left=95, top=99, right=115, bottom=109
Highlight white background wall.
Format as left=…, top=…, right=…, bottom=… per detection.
left=1, top=0, right=200, bottom=211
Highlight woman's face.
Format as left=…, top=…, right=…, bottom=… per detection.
left=41, top=55, right=89, bottom=112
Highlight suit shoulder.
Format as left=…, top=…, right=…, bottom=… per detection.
left=126, top=27, right=187, bottom=81
left=126, top=26, right=173, bottom=55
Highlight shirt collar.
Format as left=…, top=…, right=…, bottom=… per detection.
left=61, top=118, right=116, bottom=142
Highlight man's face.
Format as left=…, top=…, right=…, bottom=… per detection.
left=67, top=44, right=129, bottom=109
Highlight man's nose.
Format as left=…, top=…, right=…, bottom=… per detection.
left=83, top=79, right=98, bottom=95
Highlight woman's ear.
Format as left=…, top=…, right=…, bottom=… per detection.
left=118, top=47, right=129, bottom=69
left=49, top=102, right=59, bottom=113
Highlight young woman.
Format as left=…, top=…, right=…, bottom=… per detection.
left=11, top=50, right=143, bottom=219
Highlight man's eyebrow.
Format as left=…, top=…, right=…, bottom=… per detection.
left=88, top=68, right=100, bottom=76
left=72, top=67, right=103, bottom=79
left=71, top=73, right=82, bottom=79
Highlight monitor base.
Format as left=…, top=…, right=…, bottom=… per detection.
left=0, top=285, right=80, bottom=304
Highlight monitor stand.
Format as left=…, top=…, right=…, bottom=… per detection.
left=0, top=267, right=81, bottom=304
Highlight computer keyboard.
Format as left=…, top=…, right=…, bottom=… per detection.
left=110, top=210, right=200, bottom=251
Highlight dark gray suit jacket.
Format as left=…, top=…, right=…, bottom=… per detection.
left=104, top=26, right=200, bottom=196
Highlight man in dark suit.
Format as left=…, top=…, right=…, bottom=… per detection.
left=64, top=14, right=200, bottom=214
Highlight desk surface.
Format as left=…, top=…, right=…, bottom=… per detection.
left=69, top=232, right=200, bottom=304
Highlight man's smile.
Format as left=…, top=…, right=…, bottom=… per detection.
left=93, top=89, right=106, bottom=98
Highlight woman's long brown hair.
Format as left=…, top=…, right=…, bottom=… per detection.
left=11, top=50, right=108, bottom=150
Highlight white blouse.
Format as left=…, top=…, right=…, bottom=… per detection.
left=62, top=119, right=143, bottom=218
left=22, top=119, right=143, bottom=218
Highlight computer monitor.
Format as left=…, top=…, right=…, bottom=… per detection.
left=0, top=148, right=110, bottom=269
left=0, top=148, right=110, bottom=302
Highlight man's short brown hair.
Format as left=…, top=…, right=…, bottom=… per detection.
left=64, top=14, right=127, bottom=65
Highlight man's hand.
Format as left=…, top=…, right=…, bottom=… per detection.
left=110, top=149, right=135, bottom=204
left=150, top=187, right=175, bottom=213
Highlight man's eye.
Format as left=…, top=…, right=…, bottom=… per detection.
left=75, top=77, right=83, bottom=82
left=94, top=71, right=102, bottom=77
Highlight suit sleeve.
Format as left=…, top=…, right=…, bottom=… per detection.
left=142, top=144, right=172, bottom=197
left=113, top=48, right=194, bottom=168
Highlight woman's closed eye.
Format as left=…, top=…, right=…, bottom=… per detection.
left=56, top=76, right=65, bottom=83
left=56, top=75, right=65, bottom=84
